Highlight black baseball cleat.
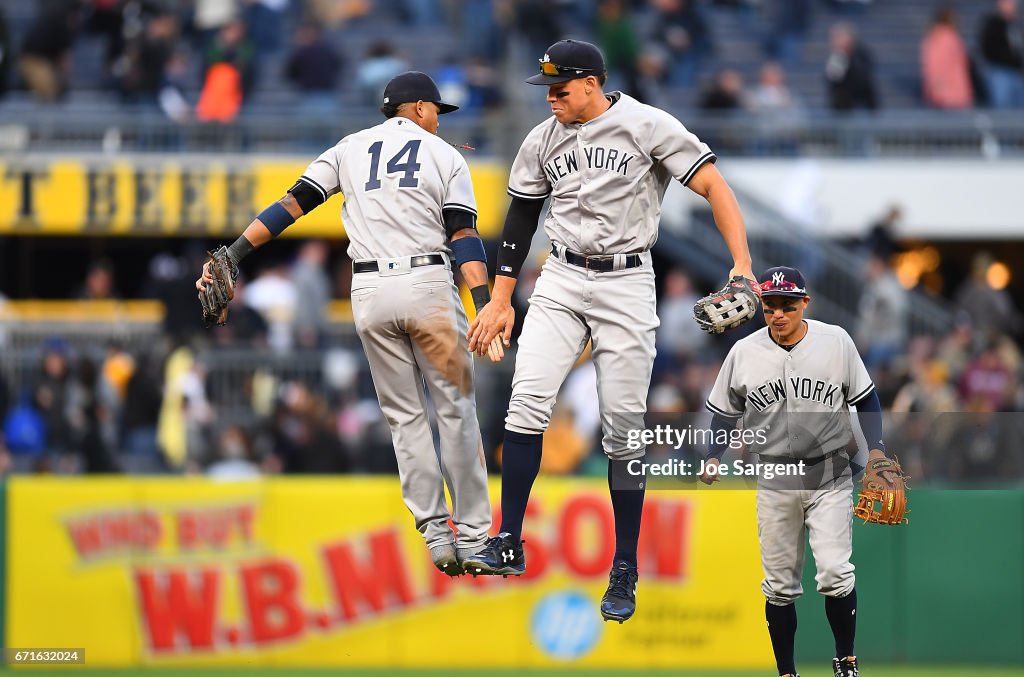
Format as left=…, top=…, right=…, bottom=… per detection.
left=600, top=560, right=639, bottom=623
left=460, top=532, right=525, bottom=576
left=833, top=655, right=859, bottom=677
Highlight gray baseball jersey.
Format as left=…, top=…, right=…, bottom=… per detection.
left=507, top=92, right=715, bottom=255
left=707, top=319, right=869, bottom=606
left=299, top=117, right=478, bottom=260
left=299, top=117, right=490, bottom=552
left=706, top=319, right=875, bottom=459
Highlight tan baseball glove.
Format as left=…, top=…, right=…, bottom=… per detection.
left=854, top=456, right=909, bottom=525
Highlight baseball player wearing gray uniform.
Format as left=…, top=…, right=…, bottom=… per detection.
left=196, top=71, right=503, bottom=576
left=463, top=40, right=757, bottom=623
left=700, top=266, right=893, bottom=677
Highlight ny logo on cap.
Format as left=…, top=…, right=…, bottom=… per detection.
left=772, top=271, right=786, bottom=286
left=541, top=53, right=551, bottom=63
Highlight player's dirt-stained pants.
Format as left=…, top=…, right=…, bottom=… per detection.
left=350, top=254, right=491, bottom=550
left=505, top=248, right=659, bottom=460
left=757, top=453, right=856, bottom=606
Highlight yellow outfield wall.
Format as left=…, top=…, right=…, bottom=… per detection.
left=5, top=477, right=772, bottom=668
left=0, top=158, right=510, bottom=239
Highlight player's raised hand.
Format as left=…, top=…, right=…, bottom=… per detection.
left=468, top=299, right=514, bottom=355
left=728, top=264, right=758, bottom=293
left=699, top=457, right=723, bottom=485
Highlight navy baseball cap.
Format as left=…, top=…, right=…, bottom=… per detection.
left=383, top=71, right=459, bottom=113
left=759, top=266, right=809, bottom=298
left=526, top=39, right=606, bottom=85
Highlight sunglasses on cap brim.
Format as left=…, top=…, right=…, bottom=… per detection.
left=538, top=60, right=595, bottom=77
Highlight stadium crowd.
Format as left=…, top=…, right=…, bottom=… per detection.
left=0, top=0, right=1022, bottom=118
left=0, top=236, right=1021, bottom=483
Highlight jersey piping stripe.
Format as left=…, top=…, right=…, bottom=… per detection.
left=507, top=187, right=551, bottom=201
left=298, top=176, right=328, bottom=201
left=847, top=384, right=876, bottom=406
left=443, top=202, right=479, bottom=216
left=705, top=400, right=742, bottom=419
left=681, top=152, right=717, bottom=185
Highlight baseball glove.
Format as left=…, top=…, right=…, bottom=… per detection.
left=693, top=276, right=761, bottom=334
left=854, top=456, right=909, bottom=525
left=198, top=246, right=237, bottom=327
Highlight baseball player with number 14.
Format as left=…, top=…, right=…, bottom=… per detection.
left=196, top=71, right=505, bottom=577
left=700, top=266, right=908, bottom=677
left=464, top=39, right=759, bottom=623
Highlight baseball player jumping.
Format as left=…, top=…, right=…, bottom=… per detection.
left=463, top=39, right=757, bottom=623
left=700, top=266, right=900, bottom=677
left=196, top=71, right=504, bottom=576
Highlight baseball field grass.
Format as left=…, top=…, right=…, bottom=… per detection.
left=5, top=668, right=1021, bottom=676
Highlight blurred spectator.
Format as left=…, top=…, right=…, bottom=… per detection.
left=69, top=356, right=120, bottom=473
left=942, top=407, right=1023, bottom=480
left=512, top=0, right=563, bottom=62
left=245, top=263, right=298, bottom=353
left=959, top=341, right=1016, bottom=411
left=271, top=381, right=350, bottom=473
left=655, top=269, right=708, bottom=373
left=856, top=255, right=908, bottom=369
left=0, top=6, right=11, bottom=98
left=651, top=0, right=712, bottom=87
left=243, top=0, right=289, bottom=54
left=936, top=313, right=974, bottom=379
left=292, top=241, right=331, bottom=348
left=596, top=0, right=639, bottom=94
left=285, top=24, right=342, bottom=111
left=460, top=0, right=506, bottom=60
left=825, top=23, right=878, bottom=112
left=863, top=204, right=903, bottom=260
left=921, top=6, right=973, bottom=109
left=748, top=61, right=803, bottom=116
left=159, top=49, right=192, bottom=122
left=954, top=251, right=1023, bottom=338
left=120, top=12, right=179, bottom=104
left=305, top=0, right=372, bottom=30
left=892, top=360, right=957, bottom=414
left=77, top=259, right=120, bottom=300
left=633, top=46, right=671, bottom=108
left=699, top=69, right=746, bottom=110
left=19, top=1, right=82, bottom=102
left=395, top=0, right=444, bottom=27
left=978, top=0, right=1024, bottom=108
left=122, top=349, right=164, bottom=468
left=207, top=425, right=261, bottom=478
left=356, top=40, right=407, bottom=105
left=33, top=339, right=73, bottom=457
left=204, top=19, right=256, bottom=94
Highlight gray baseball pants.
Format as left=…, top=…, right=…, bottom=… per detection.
left=350, top=254, right=491, bottom=550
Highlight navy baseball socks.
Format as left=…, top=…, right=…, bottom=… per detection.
left=827, top=589, right=858, bottom=676
left=460, top=430, right=540, bottom=576
left=601, top=459, right=645, bottom=623
left=766, top=600, right=798, bottom=676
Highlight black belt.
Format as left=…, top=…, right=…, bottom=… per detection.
left=554, top=244, right=643, bottom=272
left=352, top=253, right=446, bottom=274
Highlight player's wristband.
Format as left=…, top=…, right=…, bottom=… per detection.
left=470, top=285, right=490, bottom=313
left=257, top=201, right=295, bottom=237
left=226, top=234, right=255, bottom=265
left=451, top=236, right=487, bottom=267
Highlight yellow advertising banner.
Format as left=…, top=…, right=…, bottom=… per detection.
left=6, top=477, right=772, bottom=669
left=0, top=158, right=509, bottom=238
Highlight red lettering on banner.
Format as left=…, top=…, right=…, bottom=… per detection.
left=135, top=567, right=220, bottom=651
left=177, top=505, right=256, bottom=551
left=66, top=510, right=162, bottom=559
left=240, top=559, right=305, bottom=643
left=638, top=499, right=690, bottom=579
left=322, top=529, right=415, bottom=621
left=559, top=494, right=615, bottom=577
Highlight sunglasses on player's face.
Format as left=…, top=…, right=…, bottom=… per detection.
left=538, top=60, right=594, bottom=77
